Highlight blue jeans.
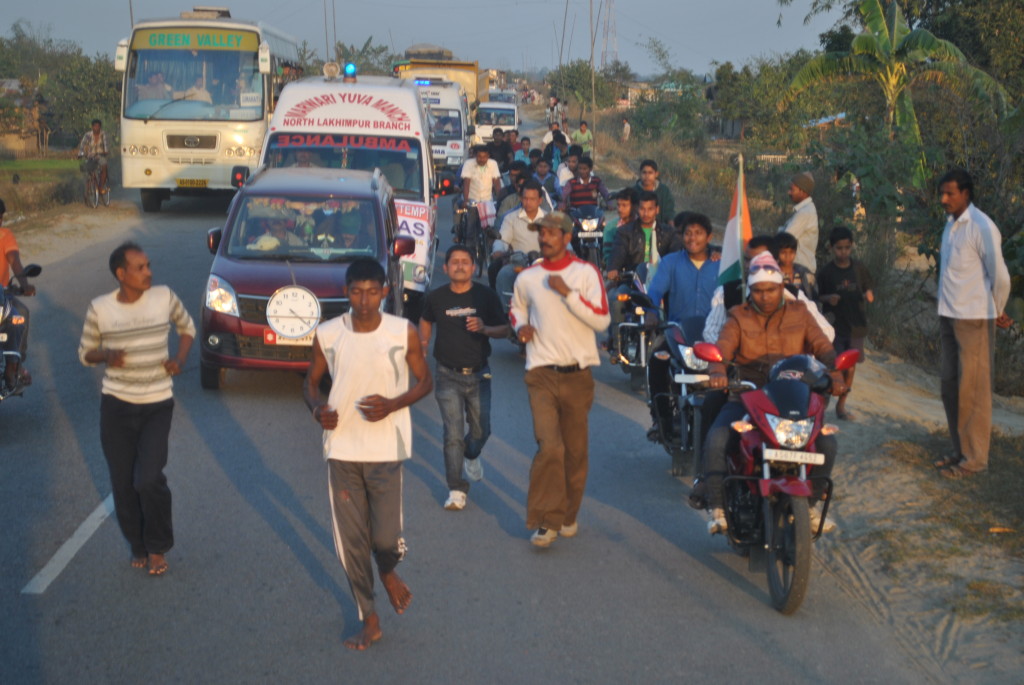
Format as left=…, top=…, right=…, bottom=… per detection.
left=434, top=364, right=492, bottom=492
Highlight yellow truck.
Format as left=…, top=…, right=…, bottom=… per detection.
left=392, top=47, right=488, bottom=111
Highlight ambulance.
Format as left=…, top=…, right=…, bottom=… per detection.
left=259, top=63, right=438, bottom=319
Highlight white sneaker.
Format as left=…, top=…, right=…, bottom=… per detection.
left=809, top=506, right=837, bottom=533
left=443, top=490, right=467, bottom=511
left=707, top=508, right=728, bottom=535
left=530, top=528, right=558, bottom=547
left=559, top=521, right=578, bottom=538
left=464, top=457, right=484, bottom=482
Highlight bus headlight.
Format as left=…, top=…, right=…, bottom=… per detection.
left=128, top=145, right=138, bottom=155
left=205, top=275, right=239, bottom=316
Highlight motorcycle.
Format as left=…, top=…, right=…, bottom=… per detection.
left=692, top=343, right=859, bottom=614
left=570, top=204, right=605, bottom=269
left=646, top=318, right=712, bottom=477
left=499, top=250, right=540, bottom=354
left=610, top=269, right=655, bottom=392
left=0, top=264, right=41, bottom=402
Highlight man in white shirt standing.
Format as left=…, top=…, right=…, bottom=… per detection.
left=934, top=169, right=1012, bottom=479
left=778, top=172, right=819, bottom=272
left=78, top=242, right=195, bottom=577
left=510, top=212, right=610, bottom=547
left=304, top=258, right=432, bottom=650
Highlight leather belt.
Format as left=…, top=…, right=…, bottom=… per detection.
left=441, top=364, right=483, bottom=375
left=544, top=364, right=582, bottom=373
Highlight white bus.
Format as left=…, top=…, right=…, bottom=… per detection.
left=114, top=7, right=300, bottom=212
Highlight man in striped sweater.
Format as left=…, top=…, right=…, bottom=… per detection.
left=78, top=242, right=195, bottom=576
left=510, top=212, right=610, bottom=547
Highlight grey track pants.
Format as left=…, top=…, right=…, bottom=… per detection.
left=327, top=460, right=406, bottom=620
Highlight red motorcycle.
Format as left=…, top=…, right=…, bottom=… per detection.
left=693, top=343, right=859, bottom=614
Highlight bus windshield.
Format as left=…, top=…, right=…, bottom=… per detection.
left=264, top=133, right=425, bottom=201
left=124, top=27, right=263, bottom=121
left=227, top=195, right=381, bottom=261
left=429, top=108, right=463, bottom=140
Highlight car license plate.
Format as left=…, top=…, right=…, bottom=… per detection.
left=176, top=178, right=208, bottom=188
left=763, top=447, right=825, bottom=465
left=578, top=231, right=602, bottom=239
left=264, top=329, right=314, bottom=346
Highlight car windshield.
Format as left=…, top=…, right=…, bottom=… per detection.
left=123, top=32, right=264, bottom=121
left=264, top=133, right=425, bottom=201
left=226, top=195, right=380, bottom=261
left=477, top=107, right=516, bottom=126
left=430, top=108, right=462, bottom=140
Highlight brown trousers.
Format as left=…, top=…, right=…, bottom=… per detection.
left=524, top=367, right=595, bottom=530
left=939, top=317, right=995, bottom=472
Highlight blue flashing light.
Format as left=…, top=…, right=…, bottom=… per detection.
left=344, top=63, right=357, bottom=77
left=414, top=79, right=431, bottom=86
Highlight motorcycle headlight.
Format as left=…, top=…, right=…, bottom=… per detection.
left=766, top=414, right=815, bottom=449
left=681, top=345, right=709, bottom=371
left=580, top=218, right=599, bottom=230
left=205, top=275, right=239, bottom=316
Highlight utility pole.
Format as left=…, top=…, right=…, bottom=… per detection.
left=323, top=0, right=330, bottom=62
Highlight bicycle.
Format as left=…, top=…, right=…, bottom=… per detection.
left=453, top=199, right=488, bottom=278
left=80, top=156, right=110, bottom=208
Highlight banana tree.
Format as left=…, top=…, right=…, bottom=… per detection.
left=787, top=0, right=1006, bottom=188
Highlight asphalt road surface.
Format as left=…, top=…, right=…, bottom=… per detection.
left=1, top=190, right=939, bottom=684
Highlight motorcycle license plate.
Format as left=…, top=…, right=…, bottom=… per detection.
left=675, top=373, right=709, bottom=384
left=763, top=447, right=825, bottom=465
left=578, top=231, right=602, bottom=239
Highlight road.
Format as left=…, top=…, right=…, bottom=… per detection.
left=0, top=188, right=942, bottom=684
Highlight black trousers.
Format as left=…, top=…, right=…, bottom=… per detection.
left=100, top=395, right=175, bottom=557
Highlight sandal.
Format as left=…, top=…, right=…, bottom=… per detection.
left=939, top=464, right=978, bottom=480
left=933, top=454, right=961, bottom=469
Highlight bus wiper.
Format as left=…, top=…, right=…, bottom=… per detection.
left=144, top=97, right=191, bottom=123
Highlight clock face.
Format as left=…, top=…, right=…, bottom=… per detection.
left=266, top=285, right=321, bottom=339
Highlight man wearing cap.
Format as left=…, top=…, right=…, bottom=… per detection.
left=509, top=211, right=610, bottom=548
left=778, top=172, right=819, bottom=272
left=702, top=251, right=845, bottom=535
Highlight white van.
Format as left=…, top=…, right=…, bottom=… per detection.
left=475, top=101, right=519, bottom=142
left=261, top=67, right=438, bottom=318
left=414, top=79, right=470, bottom=174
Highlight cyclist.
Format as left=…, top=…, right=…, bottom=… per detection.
left=78, top=119, right=110, bottom=195
left=458, top=145, right=502, bottom=247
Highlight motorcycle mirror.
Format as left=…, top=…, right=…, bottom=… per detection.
left=693, top=341, right=723, bottom=363
left=834, top=349, right=860, bottom=371
left=22, top=264, right=42, bottom=278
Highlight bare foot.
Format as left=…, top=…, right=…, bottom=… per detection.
left=131, top=555, right=147, bottom=569
left=344, top=613, right=382, bottom=651
left=380, top=571, right=412, bottom=614
left=148, top=553, right=168, bottom=576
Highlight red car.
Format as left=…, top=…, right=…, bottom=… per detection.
left=200, top=167, right=414, bottom=389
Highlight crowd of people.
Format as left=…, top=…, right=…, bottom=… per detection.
left=11, top=101, right=1003, bottom=653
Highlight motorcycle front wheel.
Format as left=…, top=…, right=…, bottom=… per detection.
left=765, top=494, right=811, bottom=615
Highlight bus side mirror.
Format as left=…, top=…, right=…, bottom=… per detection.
left=258, top=42, right=271, bottom=75
left=114, top=39, right=128, bottom=73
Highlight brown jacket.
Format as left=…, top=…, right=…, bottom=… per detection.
left=712, top=299, right=836, bottom=387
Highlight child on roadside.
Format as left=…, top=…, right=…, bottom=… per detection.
left=775, top=232, right=817, bottom=302
left=817, top=225, right=875, bottom=420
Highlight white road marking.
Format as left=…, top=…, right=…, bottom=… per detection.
left=21, top=495, right=114, bottom=595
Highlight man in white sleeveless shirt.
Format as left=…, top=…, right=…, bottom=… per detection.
left=304, top=258, right=432, bottom=650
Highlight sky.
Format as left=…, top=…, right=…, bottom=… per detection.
left=8, top=0, right=844, bottom=78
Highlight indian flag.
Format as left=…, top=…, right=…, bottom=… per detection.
left=718, top=153, right=754, bottom=286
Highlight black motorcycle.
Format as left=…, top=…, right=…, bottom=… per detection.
left=646, top=318, right=712, bottom=477
left=570, top=204, right=605, bottom=269
left=611, top=269, right=656, bottom=391
left=0, top=263, right=41, bottom=402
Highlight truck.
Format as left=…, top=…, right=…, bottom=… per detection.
left=392, top=45, right=488, bottom=111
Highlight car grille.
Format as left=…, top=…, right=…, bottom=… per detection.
left=166, top=134, right=218, bottom=150
left=236, top=295, right=350, bottom=325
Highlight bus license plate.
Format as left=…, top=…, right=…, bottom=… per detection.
left=176, top=178, right=208, bottom=188
left=763, top=448, right=825, bottom=465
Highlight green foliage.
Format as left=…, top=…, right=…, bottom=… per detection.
left=547, top=59, right=616, bottom=118
left=40, top=53, right=120, bottom=146
left=599, top=59, right=634, bottom=99
left=334, top=37, right=399, bottom=76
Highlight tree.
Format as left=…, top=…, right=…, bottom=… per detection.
left=40, top=52, right=120, bottom=146
left=786, top=0, right=1006, bottom=187
left=600, top=59, right=635, bottom=99
left=333, top=37, right=399, bottom=76
left=547, top=59, right=615, bottom=119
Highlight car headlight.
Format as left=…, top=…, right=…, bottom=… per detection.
left=580, top=218, right=599, bottom=231
left=681, top=345, right=709, bottom=371
left=766, top=414, right=815, bottom=449
left=206, top=275, right=239, bottom=316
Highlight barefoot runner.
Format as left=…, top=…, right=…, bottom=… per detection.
left=304, top=258, right=432, bottom=650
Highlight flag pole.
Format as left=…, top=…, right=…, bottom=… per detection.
left=737, top=153, right=746, bottom=294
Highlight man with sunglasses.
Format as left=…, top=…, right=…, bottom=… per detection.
left=701, top=252, right=846, bottom=535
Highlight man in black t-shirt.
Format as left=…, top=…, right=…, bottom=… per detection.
left=419, top=245, right=509, bottom=510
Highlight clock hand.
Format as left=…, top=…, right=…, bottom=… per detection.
left=289, top=307, right=314, bottom=327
